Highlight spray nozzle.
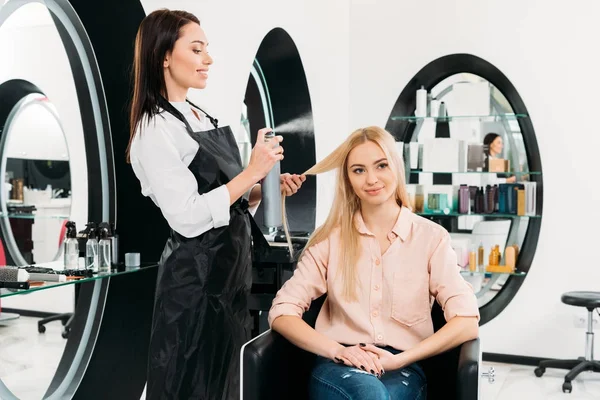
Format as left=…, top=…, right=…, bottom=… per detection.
left=99, top=226, right=109, bottom=240
left=65, top=221, right=77, bottom=239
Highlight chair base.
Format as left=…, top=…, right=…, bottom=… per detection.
left=535, top=359, right=600, bottom=393
left=37, top=312, right=73, bottom=338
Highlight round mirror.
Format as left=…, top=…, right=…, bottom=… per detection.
left=386, top=54, right=543, bottom=325
left=1, top=93, right=71, bottom=265
left=243, top=29, right=316, bottom=236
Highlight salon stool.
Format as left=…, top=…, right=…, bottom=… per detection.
left=534, top=291, right=600, bottom=393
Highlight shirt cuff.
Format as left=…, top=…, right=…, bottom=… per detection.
left=203, top=185, right=230, bottom=228
left=268, top=303, right=304, bottom=327
left=442, top=293, right=481, bottom=322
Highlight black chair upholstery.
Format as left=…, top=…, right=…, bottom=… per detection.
left=242, top=295, right=480, bottom=400
left=561, top=291, right=600, bottom=310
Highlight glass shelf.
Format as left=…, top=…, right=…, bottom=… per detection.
left=460, top=270, right=526, bottom=277
left=0, top=263, right=158, bottom=298
left=417, top=212, right=540, bottom=219
left=1, top=213, right=70, bottom=220
left=409, top=170, right=541, bottom=176
left=390, top=113, right=528, bottom=122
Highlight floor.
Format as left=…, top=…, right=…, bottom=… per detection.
left=1, top=316, right=600, bottom=399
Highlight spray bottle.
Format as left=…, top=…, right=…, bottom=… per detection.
left=261, top=130, right=282, bottom=235
left=98, top=226, right=112, bottom=274
left=85, top=225, right=99, bottom=273
left=63, top=221, right=79, bottom=269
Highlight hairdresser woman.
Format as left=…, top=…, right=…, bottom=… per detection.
left=127, top=9, right=304, bottom=400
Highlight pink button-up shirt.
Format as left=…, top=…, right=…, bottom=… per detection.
left=268, top=207, right=480, bottom=351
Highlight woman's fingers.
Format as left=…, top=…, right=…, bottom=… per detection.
left=367, top=351, right=385, bottom=377
left=360, top=343, right=383, bottom=356
left=347, top=347, right=380, bottom=375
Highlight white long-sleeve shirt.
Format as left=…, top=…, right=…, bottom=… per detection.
left=130, top=101, right=255, bottom=238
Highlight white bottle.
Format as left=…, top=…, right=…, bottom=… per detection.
left=415, top=86, right=427, bottom=117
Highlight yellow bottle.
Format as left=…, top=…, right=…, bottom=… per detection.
left=469, top=251, right=477, bottom=272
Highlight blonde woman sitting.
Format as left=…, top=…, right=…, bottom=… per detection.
left=269, top=126, right=480, bottom=400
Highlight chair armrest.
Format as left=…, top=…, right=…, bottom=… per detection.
left=241, top=329, right=316, bottom=400
left=456, top=338, right=480, bottom=400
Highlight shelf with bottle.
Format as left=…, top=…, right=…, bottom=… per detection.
left=460, top=270, right=526, bottom=277
left=390, top=113, right=528, bottom=123
left=0, top=263, right=158, bottom=298
left=0, top=213, right=70, bottom=220
left=408, top=169, right=541, bottom=176
left=417, top=211, right=540, bottom=219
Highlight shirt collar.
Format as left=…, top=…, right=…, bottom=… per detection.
left=353, top=206, right=413, bottom=242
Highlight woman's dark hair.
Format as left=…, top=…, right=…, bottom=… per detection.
left=483, top=132, right=500, bottom=156
left=126, top=9, right=200, bottom=162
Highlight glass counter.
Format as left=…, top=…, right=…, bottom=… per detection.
left=0, top=263, right=158, bottom=298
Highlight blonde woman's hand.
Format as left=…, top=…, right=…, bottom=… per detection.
left=332, top=345, right=383, bottom=377
left=359, top=343, right=399, bottom=373
left=247, top=128, right=284, bottom=180
left=280, top=173, right=306, bottom=196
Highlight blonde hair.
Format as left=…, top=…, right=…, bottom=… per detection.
left=281, top=126, right=412, bottom=301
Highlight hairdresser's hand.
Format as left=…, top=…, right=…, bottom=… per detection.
left=332, top=345, right=383, bottom=377
left=247, top=128, right=284, bottom=180
left=359, top=343, right=399, bottom=373
left=280, top=173, right=306, bottom=196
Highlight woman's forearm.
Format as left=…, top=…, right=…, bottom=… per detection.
left=225, top=169, right=261, bottom=206
left=272, top=315, right=344, bottom=359
left=392, top=316, right=479, bottom=370
left=248, top=184, right=261, bottom=208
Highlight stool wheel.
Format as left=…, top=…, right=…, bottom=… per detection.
left=38, top=324, right=46, bottom=334
left=534, top=367, right=545, bottom=377
left=562, top=381, right=572, bottom=393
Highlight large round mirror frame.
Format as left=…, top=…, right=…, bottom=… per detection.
left=0, top=1, right=115, bottom=399
left=385, top=54, right=543, bottom=325
left=0, top=80, right=69, bottom=266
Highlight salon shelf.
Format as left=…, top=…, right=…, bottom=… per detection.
left=390, top=113, right=528, bottom=123
left=417, top=212, right=540, bottom=219
left=460, top=270, right=526, bottom=277
left=1, top=213, right=69, bottom=220
left=0, top=263, right=158, bottom=298
left=409, top=170, right=541, bottom=176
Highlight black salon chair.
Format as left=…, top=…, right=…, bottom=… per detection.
left=242, top=295, right=482, bottom=400
left=534, top=291, right=600, bottom=393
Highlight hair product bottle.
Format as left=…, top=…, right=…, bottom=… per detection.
left=85, top=226, right=99, bottom=273
left=63, top=221, right=79, bottom=269
left=98, top=226, right=112, bottom=274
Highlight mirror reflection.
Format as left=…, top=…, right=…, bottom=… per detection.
left=0, top=2, right=79, bottom=400
left=2, top=94, right=71, bottom=265
left=403, top=73, right=535, bottom=307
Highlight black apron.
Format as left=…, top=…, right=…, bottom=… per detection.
left=147, top=99, right=266, bottom=400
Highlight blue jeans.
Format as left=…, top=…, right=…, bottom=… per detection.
left=309, top=347, right=426, bottom=400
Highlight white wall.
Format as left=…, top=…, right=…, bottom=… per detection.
left=348, top=0, right=600, bottom=359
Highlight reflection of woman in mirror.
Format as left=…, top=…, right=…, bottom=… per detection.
left=126, top=9, right=304, bottom=399
left=269, top=127, right=479, bottom=399
left=483, top=132, right=516, bottom=183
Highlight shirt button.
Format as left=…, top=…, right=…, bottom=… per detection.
left=374, top=285, right=380, bottom=291
left=377, top=334, right=383, bottom=341
left=372, top=311, right=379, bottom=317
left=375, top=258, right=381, bottom=266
